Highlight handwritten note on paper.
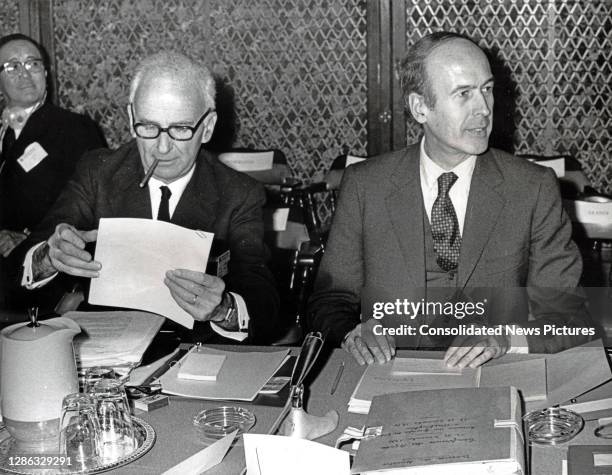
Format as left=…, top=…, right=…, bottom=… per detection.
left=352, top=387, right=522, bottom=475
left=89, top=218, right=213, bottom=328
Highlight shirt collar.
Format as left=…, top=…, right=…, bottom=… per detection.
left=419, top=138, right=477, bottom=191
left=148, top=164, right=196, bottom=199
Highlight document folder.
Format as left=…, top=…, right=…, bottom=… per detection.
left=352, top=386, right=525, bottom=475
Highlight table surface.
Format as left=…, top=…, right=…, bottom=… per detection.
left=98, top=345, right=612, bottom=475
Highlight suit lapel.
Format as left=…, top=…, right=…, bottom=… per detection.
left=385, top=146, right=426, bottom=287
left=458, top=149, right=505, bottom=287
left=171, top=150, right=219, bottom=230
left=115, top=143, right=152, bottom=219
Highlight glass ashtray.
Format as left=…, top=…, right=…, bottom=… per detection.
left=523, top=407, right=584, bottom=445
left=193, top=406, right=256, bottom=441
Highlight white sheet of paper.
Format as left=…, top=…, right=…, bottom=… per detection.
left=345, top=155, right=366, bottom=167
left=244, top=434, right=350, bottom=475
left=89, top=218, right=213, bottom=328
left=528, top=157, right=565, bottom=177
left=162, top=430, right=236, bottom=475
left=219, top=151, right=274, bottom=171
left=271, top=208, right=289, bottom=231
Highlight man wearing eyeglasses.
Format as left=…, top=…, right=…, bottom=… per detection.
left=15, top=51, right=280, bottom=343
left=0, top=33, right=105, bottom=310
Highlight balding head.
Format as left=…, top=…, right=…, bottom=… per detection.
left=129, top=51, right=215, bottom=110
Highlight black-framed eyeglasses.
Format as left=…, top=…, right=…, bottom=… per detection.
left=130, top=103, right=214, bottom=141
left=0, top=58, right=44, bottom=75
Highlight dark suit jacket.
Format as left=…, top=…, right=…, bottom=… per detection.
left=0, top=102, right=106, bottom=230
left=308, top=145, right=594, bottom=353
left=15, top=142, right=280, bottom=344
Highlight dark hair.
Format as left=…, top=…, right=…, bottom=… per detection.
left=0, top=33, right=45, bottom=61
left=399, top=31, right=479, bottom=108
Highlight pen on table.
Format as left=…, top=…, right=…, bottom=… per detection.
left=139, top=158, right=159, bottom=188
left=330, top=361, right=345, bottom=395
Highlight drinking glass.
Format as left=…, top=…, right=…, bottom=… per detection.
left=59, top=393, right=101, bottom=470
left=82, top=366, right=122, bottom=393
left=91, top=379, right=136, bottom=462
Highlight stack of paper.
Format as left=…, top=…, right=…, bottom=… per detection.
left=349, top=357, right=546, bottom=414
left=352, top=386, right=525, bottom=475
left=159, top=347, right=289, bottom=401
left=69, top=311, right=164, bottom=369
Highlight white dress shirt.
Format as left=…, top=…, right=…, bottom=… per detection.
left=418, top=138, right=528, bottom=353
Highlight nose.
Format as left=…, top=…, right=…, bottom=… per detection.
left=16, top=66, right=32, bottom=78
left=474, top=90, right=492, bottom=117
left=156, top=131, right=172, bottom=154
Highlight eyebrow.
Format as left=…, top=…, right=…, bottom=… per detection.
left=450, top=77, right=495, bottom=94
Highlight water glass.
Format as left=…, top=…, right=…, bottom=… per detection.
left=91, top=379, right=136, bottom=462
left=82, top=366, right=122, bottom=393
left=59, top=393, right=101, bottom=470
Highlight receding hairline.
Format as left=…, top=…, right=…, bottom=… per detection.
left=128, top=52, right=215, bottom=109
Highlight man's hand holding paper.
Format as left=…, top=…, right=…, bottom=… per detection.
left=164, top=269, right=226, bottom=323
left=35, top=223, right=100, bottom=279
left=88, top=218, right=214, bottom=328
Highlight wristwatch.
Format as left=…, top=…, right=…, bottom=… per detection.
left=220, top=291, right=237, bottom=326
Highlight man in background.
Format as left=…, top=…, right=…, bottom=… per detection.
left=15, top=51, right=280, bottom=343
left=309, top=31, right=594, bottom=367
left=0, top=33, right=105, bottom=310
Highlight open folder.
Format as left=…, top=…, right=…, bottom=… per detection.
left=349, top=356, right=546, bottom=414
left=352, top=386, right=525, bottom=475
left=159, top=346, right=290, bottom=401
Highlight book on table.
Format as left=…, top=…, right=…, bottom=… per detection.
left=351, top=386, right=525, bottom=475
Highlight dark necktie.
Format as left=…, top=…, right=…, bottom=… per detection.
left=157, top=185, right=172, bottom=222
left=2, top=127, right=15, bottom=155
left=431, top=172, right=461, bottom=271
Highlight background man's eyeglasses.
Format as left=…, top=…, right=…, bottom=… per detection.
left=130, top=103, right=214, bottom=141
left=0, top=59, right=44, bottom=75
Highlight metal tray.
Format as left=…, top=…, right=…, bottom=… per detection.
left=0, top=417, right=155, bottom=474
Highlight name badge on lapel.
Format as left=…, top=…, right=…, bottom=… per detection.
left=17, top=142, right=48, bottom=172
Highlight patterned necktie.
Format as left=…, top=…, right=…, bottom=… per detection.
left=431, top=172, right=461, bottom=271
left=157, top=185, right=172, bottom=222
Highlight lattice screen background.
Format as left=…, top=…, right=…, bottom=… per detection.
left=0, top=0, right=610, bottom=195
left=50, top=0, right=369, bottom=185
left=404, top=0, right=612, bottom=194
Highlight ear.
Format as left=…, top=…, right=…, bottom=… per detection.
left=407, top=92, right=429, bottom=124
left=200, top=111, right=218, bottom=145
left=126, top=104, right=136, bottom=138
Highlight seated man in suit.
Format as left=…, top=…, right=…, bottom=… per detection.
left=0, top=34, right=105, bottom=309
left=308, top=32, right=595, bottom=367
left=15, top=51, right=280, bottom=343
